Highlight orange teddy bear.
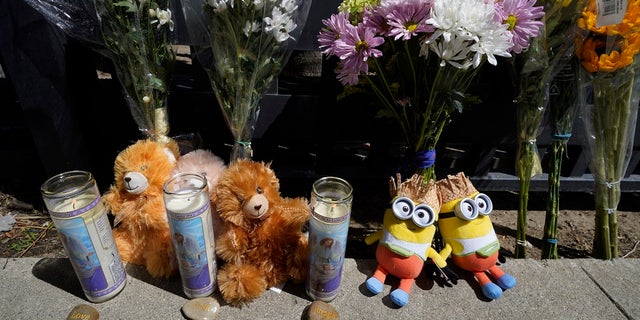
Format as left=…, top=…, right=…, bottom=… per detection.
left=103, top=139, right=180, bottom=278
left=213, top=159, right=310, bottom=305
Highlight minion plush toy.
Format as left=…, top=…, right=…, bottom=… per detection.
left=436, top=172, right=516, bottom=299
left=365, top=174, right=457, bottom=307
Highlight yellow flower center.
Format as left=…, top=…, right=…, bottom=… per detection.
left=407, top=23, right=418, bottom=33
left=504, top=15, right=517, bottom=31
left=356, top=40, right=369, bottom=52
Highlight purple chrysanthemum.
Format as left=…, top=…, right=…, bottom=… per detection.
left=336, top=58, right=368, bottom=85
left=384, top=0, right=433, bottom=40
left=318, top=12, right=351, bottom=56
left=494, top=0, right=544, bottom=54
left=362, top=7, right=388, bottom=35
left=333, top=23, right=385, bottom=85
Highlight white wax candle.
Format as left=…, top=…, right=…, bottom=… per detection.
left=53, top=195, right=96, bottom=214
left=313, top=201, right=350, bottom=219
left=165, top=193, right=209, bottom=214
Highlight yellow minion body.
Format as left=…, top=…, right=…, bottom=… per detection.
left=437, top=191, right=496, bottom=255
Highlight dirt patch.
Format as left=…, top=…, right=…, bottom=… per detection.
left=1, top=191, right=639, bottom=260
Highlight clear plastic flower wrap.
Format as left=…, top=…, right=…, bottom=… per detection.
left=575, top=0, right=640, bottom=258
left=23, top=0, right=178, bottom=142
left=181, top=0, right=312, bottom=161
left=510, top=0, right=588, bottom=258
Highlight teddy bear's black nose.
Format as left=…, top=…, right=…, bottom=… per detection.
left=125, top=177, right=131, bottom=183
left=254, top=204, right=262, bottom=211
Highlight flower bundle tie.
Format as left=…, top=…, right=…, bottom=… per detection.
left=552, top=133, right=572, bottom=140
left=234, top=141, right=253, bottom=158
left=544, top=238, right=558, bottom=244
left=411, top=149, right=437, bottom=170
left=600, top=181, right=621, bottom=189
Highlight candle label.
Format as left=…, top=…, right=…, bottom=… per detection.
left=306, top=209, right=350, bottom=301
left=51, top=199, right=126, bottom=300
left=167, top=201, right=217, bottom=298
left=311, top=210, right=351, bottom=224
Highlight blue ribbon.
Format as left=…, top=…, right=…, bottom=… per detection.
left=400, top=149, right=436, bottom=175
left=414, top=149, right=436, bottom=169
left=552, top=133, right=572, bottom=140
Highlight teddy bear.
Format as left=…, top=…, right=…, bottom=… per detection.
left=436, top=172, right=516, bottom=299
left=213, top=159, right=310, bottom=306
left=102, top=138, right=180, bottom=279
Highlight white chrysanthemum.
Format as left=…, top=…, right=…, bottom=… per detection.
left=253, top=0, right=265, bottom=10
left=264, top=7, right=297, bottom=42
left=207, top=0, right=229, bottom=12
left=425, top=33, right=473, bottom=69
left=243, top=20, right=261, bottom=36
left=279, top=0, right=298, bottom=13
left=150, top=8, right=174, bottom=31
left=425, top=0, right=512, bottom=68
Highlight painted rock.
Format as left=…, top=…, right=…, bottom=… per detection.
left=66, top=304, right=99, bottom=320
left=182, top=297, right=220, bottom=320
left=306, top=300, right=339, bottom=320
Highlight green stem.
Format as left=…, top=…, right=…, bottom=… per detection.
left=515, top=141, right=534, bottom=259
left=542, top=139, right=565, bottom=259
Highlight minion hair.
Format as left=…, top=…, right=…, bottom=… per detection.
left=389, top=173, right=441, bottom=211
left=436, top=172, right=478, bottom=204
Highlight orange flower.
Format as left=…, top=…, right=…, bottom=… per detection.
left=576, top=0, right=640, bottom=72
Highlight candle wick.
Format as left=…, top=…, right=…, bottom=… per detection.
left=72, top=199, right=77, bottom=210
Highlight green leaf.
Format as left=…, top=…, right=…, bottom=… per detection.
left=114, top=1, right=138, bottom=12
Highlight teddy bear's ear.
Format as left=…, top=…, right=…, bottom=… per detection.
left=163, top=147, right=177, bottom=164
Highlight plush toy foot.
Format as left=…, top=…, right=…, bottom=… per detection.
left=497, top=274, right=516, bottom=290
left=481, top=282, right=503, bottom=300
left=144, top=253, right=176, bottom=279
left=390, top=289, right=409, bottom=307
left=217, top=264, right=268, bottom=305
left=365, top=277, right=383, bottom=295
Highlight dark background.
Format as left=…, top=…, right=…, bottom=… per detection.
left=1, top=0, right=639, bottom=214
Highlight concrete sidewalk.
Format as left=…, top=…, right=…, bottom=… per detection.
left=1, top=257, right=639, bottom=319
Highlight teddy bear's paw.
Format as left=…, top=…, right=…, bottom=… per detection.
left=113, top=234, right=142, bottom=264
left=145, top=261, right=177, bottom=279
left=143, top=251, right=177, bottom=279
left=218, top=264, right=268, bottom=305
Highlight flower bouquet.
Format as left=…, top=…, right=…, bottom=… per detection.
left=24, top=0, right=177, bottom=143
left=510, top=0, right=586, bottom=258
left=317, top=0, right=541, bottom=182
left=575, top=0, right=640, bottom=259
left=542, top=56, right=581, bottom=259
left=181, top=0, right=312, bottom=161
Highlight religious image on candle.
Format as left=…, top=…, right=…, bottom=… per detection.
left=308, top=229, right=347, bottom=294
left=170, top=217, right=211, bottom=288
left=55, top=218, right=108, bottom=291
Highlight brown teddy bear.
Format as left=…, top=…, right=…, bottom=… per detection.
left=103, top=138, right=180, bottom=278
left=213, top=159, right=310, bottom=305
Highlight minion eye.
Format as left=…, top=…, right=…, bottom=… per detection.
left=454, top=198, right=478, bottom=221
left=474, top=193, right=493, bottom=215
left=412, top=204, right=436, bottom=228
left=392, top=197, right=414, bottom=220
